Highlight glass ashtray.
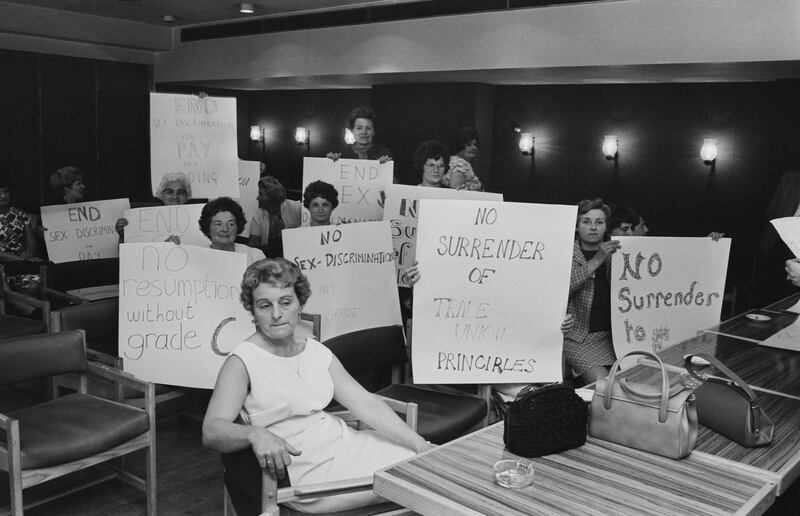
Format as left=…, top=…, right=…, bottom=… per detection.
left=493, top=459, right=534, bottom=488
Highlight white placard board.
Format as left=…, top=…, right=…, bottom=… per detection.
left=41, top=198, right=130, bottom=263
left=611, top=236, right=731, bottom=356
left=236, top=159, right=261, bottom=235
left=123, top=204, right=207, bottom=246
left=383, top=184, right=503, bottom=286
left=411, top=200, right=576, bottom=384
left=150, top=93, right=239, bottom=199
left=282, top=221, right=401, bottom=341
left=770, top=217, right=800, bottom=258
left=118, top=243, right=252, bottom=388
left=301, top=157, right=393, bottom=225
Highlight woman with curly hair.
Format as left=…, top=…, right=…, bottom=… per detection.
left=203, top=258, right=428, bottom=515
left=199, top=197, right=265, bottom=265
left=444, top=127, right=483, bottom=191
left=48, top=166, right=85, bottom=204
left=302, top=180, right=339, bottom=227
left=248, top=176, right=301, bottom=256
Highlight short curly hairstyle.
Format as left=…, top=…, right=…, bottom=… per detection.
left=240, top=258, right=312, bottom=313
left=302, top=180, right=339, bottom=210
left=348, top=107, right=377, bottom=130
left=413, top=140, right=450, bottom=178
left=155, top=172, right=192, bottom=201
left=198, top=197, right=247, bottom=238
left=609, top=204, right=640, bottom=232
left=453, top=126, right=480, bottom=152
left=48, top=166, right=83, bottom=195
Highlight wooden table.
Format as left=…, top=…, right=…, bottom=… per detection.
left=374, top=424, right=776, bottom=515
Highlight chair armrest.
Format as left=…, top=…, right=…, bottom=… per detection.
left=87, top=361, right=152, bottom=395
left=44, top=286, right=88, bottom=305
left=87, top=348, right=122, bottom=368
left=3, top=289, right=49, bottom=310
left=292, top=476, right=372, bottom=497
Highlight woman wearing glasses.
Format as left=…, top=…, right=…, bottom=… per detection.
left=414, top=140, right=449, bottom=188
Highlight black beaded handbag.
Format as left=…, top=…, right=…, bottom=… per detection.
left=503, top=383, right=588, bottom=457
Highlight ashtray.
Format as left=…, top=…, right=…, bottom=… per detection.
left=493, top=459, right=534, bottom=488
left=746, top=313, right=772, bottom=322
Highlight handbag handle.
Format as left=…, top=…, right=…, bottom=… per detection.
left=604, top=350, right=670, bottom=424
left=619, top=377, right=684, bottom=401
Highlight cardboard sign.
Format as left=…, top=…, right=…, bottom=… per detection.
left=150, top=93, right=239, bottom=199
left=383, top=184, right=503, bottom=286
left=123, top=204, right=207, bottom=246
left=118, top=243, right=252, bottom=388
left=301, top=157, right=393, bottom=225
left=236, top=159, right=261, bottom=236
left=282, top=221, right=401, bottom=341
left=411, top=200, right=576, bottom=384
left=770, top=217, right=800, bottom=258
left=41, top=198, right=130, bottom=263
left=611, top=237, right=731, bottom=355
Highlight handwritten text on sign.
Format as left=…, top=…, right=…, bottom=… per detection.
left=150, top=93, right=239, bottom=199
left=40, top=198, right=130, bottom=263
left=301, top=157, right=393, bottom=225
left=123, top=204, right=207, bottom=246
left=610, top=237, right=731, bottom=356
left=383, top=184, right=503, bottom=286
left=118, top=243, right=253, bottom=388
left=236, top=159, right=261, bottom=235
left=412, top=200, right=576, bottom=384
left=282, top=221, right=401, bottom=341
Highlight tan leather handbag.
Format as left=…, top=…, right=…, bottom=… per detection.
left=589, top=350, right=698, bottom=459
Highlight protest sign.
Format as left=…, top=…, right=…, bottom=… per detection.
left=41, top=198, right=130, bottom=263
left=282, top=221, right=401, bottom=340
left=611, top=237, right=731, bottom=356
left=383, top=184, right=503, bottom=286
left=150, top=93, right=239, bottom=199
left=237, top=159, right=261, bottom=235
left=301, top=157, right=393, bottom=225
left=123, top=204, right=207, bottom=246
left=770, top=217, right=800, bottom=258
left=411, top=200, right=576, bottom=384
left=118, top=243, right=252, bottom=388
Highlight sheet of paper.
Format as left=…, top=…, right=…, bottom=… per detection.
left=770, top=217, right=800, bottom=259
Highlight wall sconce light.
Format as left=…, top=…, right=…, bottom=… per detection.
left=240, top=3, right=255, bottom=14
left=700, top=139, right=718, bottom=164
left=344, top=128, right=355, bottom=145
left=602, top=135, right=618, bottom=160
left=250, top=125, right=266, bottom=162
left=295, top=127, right=310, bottom=155
left=518, top=133, right=534, bottom=155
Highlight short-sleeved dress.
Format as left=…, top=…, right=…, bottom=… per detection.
left=444, top=155, right=483, bottom=191
left=232, top=339, right=414, bottom=513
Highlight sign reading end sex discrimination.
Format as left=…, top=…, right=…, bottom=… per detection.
left=41, top=198, right=130, bottom=263
left=301, top=157, right=393, bottom=225
left=119, top=243, right=253, bottom=388
left=150, top=93, right=240, bottom=199
left=383, top=184, right=503, bottom=286
left=282, top=221, right=401, bottom=341
left=611, top=237, right=731, bottom=356
left=412, top=200, right=576, bottom=384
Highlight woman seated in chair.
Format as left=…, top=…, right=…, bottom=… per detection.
left=203, top=258, right=429, bottom=515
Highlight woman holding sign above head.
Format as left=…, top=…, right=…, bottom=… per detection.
left=327, top=107, right=392, bottom=164
left=203, top=258, right=429, bottom=515
left=199, top=197, right=265, bottom=266
left=565, top=198, right=621, bottom=386
left=302, top=180, right=339, bottom=227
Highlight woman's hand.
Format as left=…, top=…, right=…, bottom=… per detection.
left=378, top=155, right=392, bottom=164
left=596, top=240, right=621, bottom=263
left=248, top=427, right=302, bottom=480
left=561, top=314, right=574, bottom=334
left=403, top=262, right=420, bottom=286
left=326, top=152, right=341, bottom=162
left=377, top=190, right=386, bottom=209
left=165, top=235, right=181, bottom=245
left=786, top=259, right=800, bottom=287
left=708, top=231, right=725, bottom=241
left=115, top=217, right=129, bottom=234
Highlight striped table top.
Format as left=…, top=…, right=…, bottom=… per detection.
left=374, top=423, right=776, bottom=515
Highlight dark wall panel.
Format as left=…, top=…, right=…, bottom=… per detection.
left=40, top=55, right=97, bottom=203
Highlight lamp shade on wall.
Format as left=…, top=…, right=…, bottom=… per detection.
left=295, top=127, right=309, bottom=144
left=602, top=135, right=618, bottom=159
left=700, top=139, right=718, bottom=163
left=250, top=125, right=262, bottom=141
left=344, top=128, right=355, bottom=144
left=519, top=132, right=534, bottom=154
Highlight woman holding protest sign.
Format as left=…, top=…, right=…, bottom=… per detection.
left=302, top=180, right=339, bottom=227
left=48, top=166, right=86, bottom=204
left=415, top=140, right=450, bottom=188
left=564, top=198, right=621, bottom=386
left=116, top=172, right=193, bottom=241
left=199, top=197, right=265, bottom=266
left=327, top=107, right=392, bottom=164
left=203, top=258, right=429, bottom=515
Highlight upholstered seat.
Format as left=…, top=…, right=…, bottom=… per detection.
left=0, top=313, right=47, bottom=338
left=7, top=393, right=150, bottom=469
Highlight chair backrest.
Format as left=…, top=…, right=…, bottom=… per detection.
left=322, top=325, right=408, bottom=376
left=51, top=298, right=119, bottom=355
left=0, top=329, right=86, bottom=385
left=45, top=258, right=119, bottom=292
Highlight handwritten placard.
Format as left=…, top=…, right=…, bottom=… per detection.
left=301, top=157, right=393, bottom=225
left=118, top=243, right=253, bottom=388
left=236, top=159, right=261, bottom=235
left=770, top=217, right=800, bottom=258
left=282, top=221, right=401, bottom=341
left=611, top=237, right=731, bottom=356
left=150, top=93, right=239, bottom=199
left=41, top=198, right=130, bottom=263
left=123, top=204, right=206, bottom=246
left=412, top=200, right=576, bottom=384
left=383, top=185, right=503, bottom=286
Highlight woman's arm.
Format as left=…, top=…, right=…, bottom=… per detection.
left=23, top=220, right=39, bottom=259
left=329, top=356, right=429, bottom=453
left=202, top=355, right=300, bottom=478
left=446, top=158, right=468, bottom=190
left=569, top=241, right=619, bottom=294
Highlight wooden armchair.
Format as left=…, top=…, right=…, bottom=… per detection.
left=0, top=329, right=156, bottom=515
left=0, top=263, right=51, bottom=337
left=222, top=397, right=418, bottom=516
